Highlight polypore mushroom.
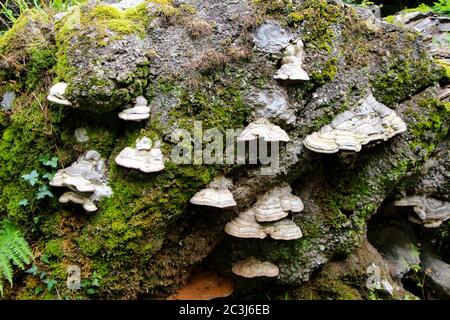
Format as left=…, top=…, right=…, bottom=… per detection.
left=190, top=176, right=236, bottom=208
left=264, top=218, right=303, bottom=240
left=394, top=196, right=450, bottom=228
left=232, top=257, right=279, bottom=278
left=59, top=191, right=97, bottom=212
left=274, top=40, right=310, bottom=81
left=50, top=150, right=113, bottom=212
left=118, top=95, right=150, bottom=121
left=304, top=94, right=407, bottom=153
left=237, top=118, right=290, bottom=142
left=67, top=265, right=81, bottom=290
left=47, top=82, right=72, bottom=106
left=74, top=128, right=89, bottom=143
left=254, top=184, right=304, bottom=222
left=115, top=137, right=165, bottom=173
left=50, top=150, right=108, bottom=192
left=224, top=209, right=267, bottom=239
left=167, top=270, right=234, bottom=300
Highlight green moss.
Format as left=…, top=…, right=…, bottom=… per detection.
left=384, top=15, right=395, bottom=24
left=25, top=45, right=56, bottom=90
left=313, top=279, right=362, bottom=300
left=436, top=59, right=450, bottom=81
left=45, top=239, right=65, bottom=259
left=372, top=50, right=443, bottom=105
left=169, top=80, right=248, bottom=131
left=0, top=10, right=55, bottom=89
left=0, top=91, right=65, bottom=223
left=310, top=57, right=338, bottom=85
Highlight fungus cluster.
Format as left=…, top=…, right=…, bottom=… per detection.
left=394, top=196, right=450, bottom=228
left=225, top=184, right=303, bottom=241
left=50, top=150, right=113, bottom=212
left=115, top=137, right=165, bottom=173
left=304, top=94, right=407, bottom=153
left=118, top=96, right=150, bottom=121
left=224, top=184, right=303, bottom=278
left=274, top=40, right=310, bottom=81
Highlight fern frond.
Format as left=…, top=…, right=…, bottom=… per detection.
left=0, top=219, right=34, bottom=296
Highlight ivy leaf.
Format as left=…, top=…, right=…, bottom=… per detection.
left=36, top=185, right=54, bottom=200
left=21, top=170, right=39, bottom=186
left=18, top=199, right=29, bottom=207
left=25, top=265, right=38, bottom=276
left=42, top=157, right=59, bottom=169
left=42, top=172, right=54, bottom=180
left=44, top=279, right=57, bottom=292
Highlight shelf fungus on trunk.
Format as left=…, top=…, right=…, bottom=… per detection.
left=237, top=118, right=290, bottom=142
left=167, top=269, right=234, bottom=300
left=263, top=219, right=303, bottom=240
left=254, top=184, right=304, bottom=222
left=50, top=150, right=113, bottom=212
left=232, top=257, right=279, bottom=278
left=224, top=209, right=267, bottom=239
left=190, top=176, right=237, bottom=208
left=47, top=82, right=72, bottom=106
left=303, top=94, right=407, bottom=153
left=59, top=191, right=98, bottom=212
left=115, top=137, right=165, bottom=173
left=118, top=95, right=150, bottom=121
left=274, top=40, right=310, bottom=81
left=225, top=208, right=303, bottom=240
left=394, top=196, right=450, bottom=228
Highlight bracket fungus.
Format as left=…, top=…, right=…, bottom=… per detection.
left=50, top=150, right=113, bottom=212
left=190, top=176, right=236, bottom=208
left=167, top=270, right=234, bottom=300
left=304, top=94, right=407, bottom=153
left=232, top=257, right=279, bottom=278
left=274, top=40, right=310, bottom=81
left=263, top=219, right=303, bottom=240
left=115, top=137, right=165, bottom=173
left=225, top=210, right=303, bottom=240
left=67, top=265, right=81, bottom=291
left=59, top=191, right=98, bottom=213
left=224, top=209, right=267, bottom=239
left=394, top=196, right=450, bottom=228
left=237, top=118, right=290, bottom=142
left=47, top=82, right=72, bottom=106
left=254, top=185, right=304, bottom=222
left=118, top=96, right=150, bottom=121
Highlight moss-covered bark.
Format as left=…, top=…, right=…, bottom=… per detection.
left=0, top=0, right=448, bottom=299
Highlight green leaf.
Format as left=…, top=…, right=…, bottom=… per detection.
left=25, top=265, right=38, bottom=276
left=18, top=199, right=29, bottom=207
left=42, top=156, right=59, bottom=169
left=40, top=255, right=50, bottom=265
left=0, top=220, right=34, bottom=296
left=36, top=185, right=54, bottom=200
left=44, top=279, right=57, bottom=292
left=42, top=172, right=54, bottom=180
left=34, top=287, right=44, bottom=295
left=21, top=170, right=39, bottom=186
